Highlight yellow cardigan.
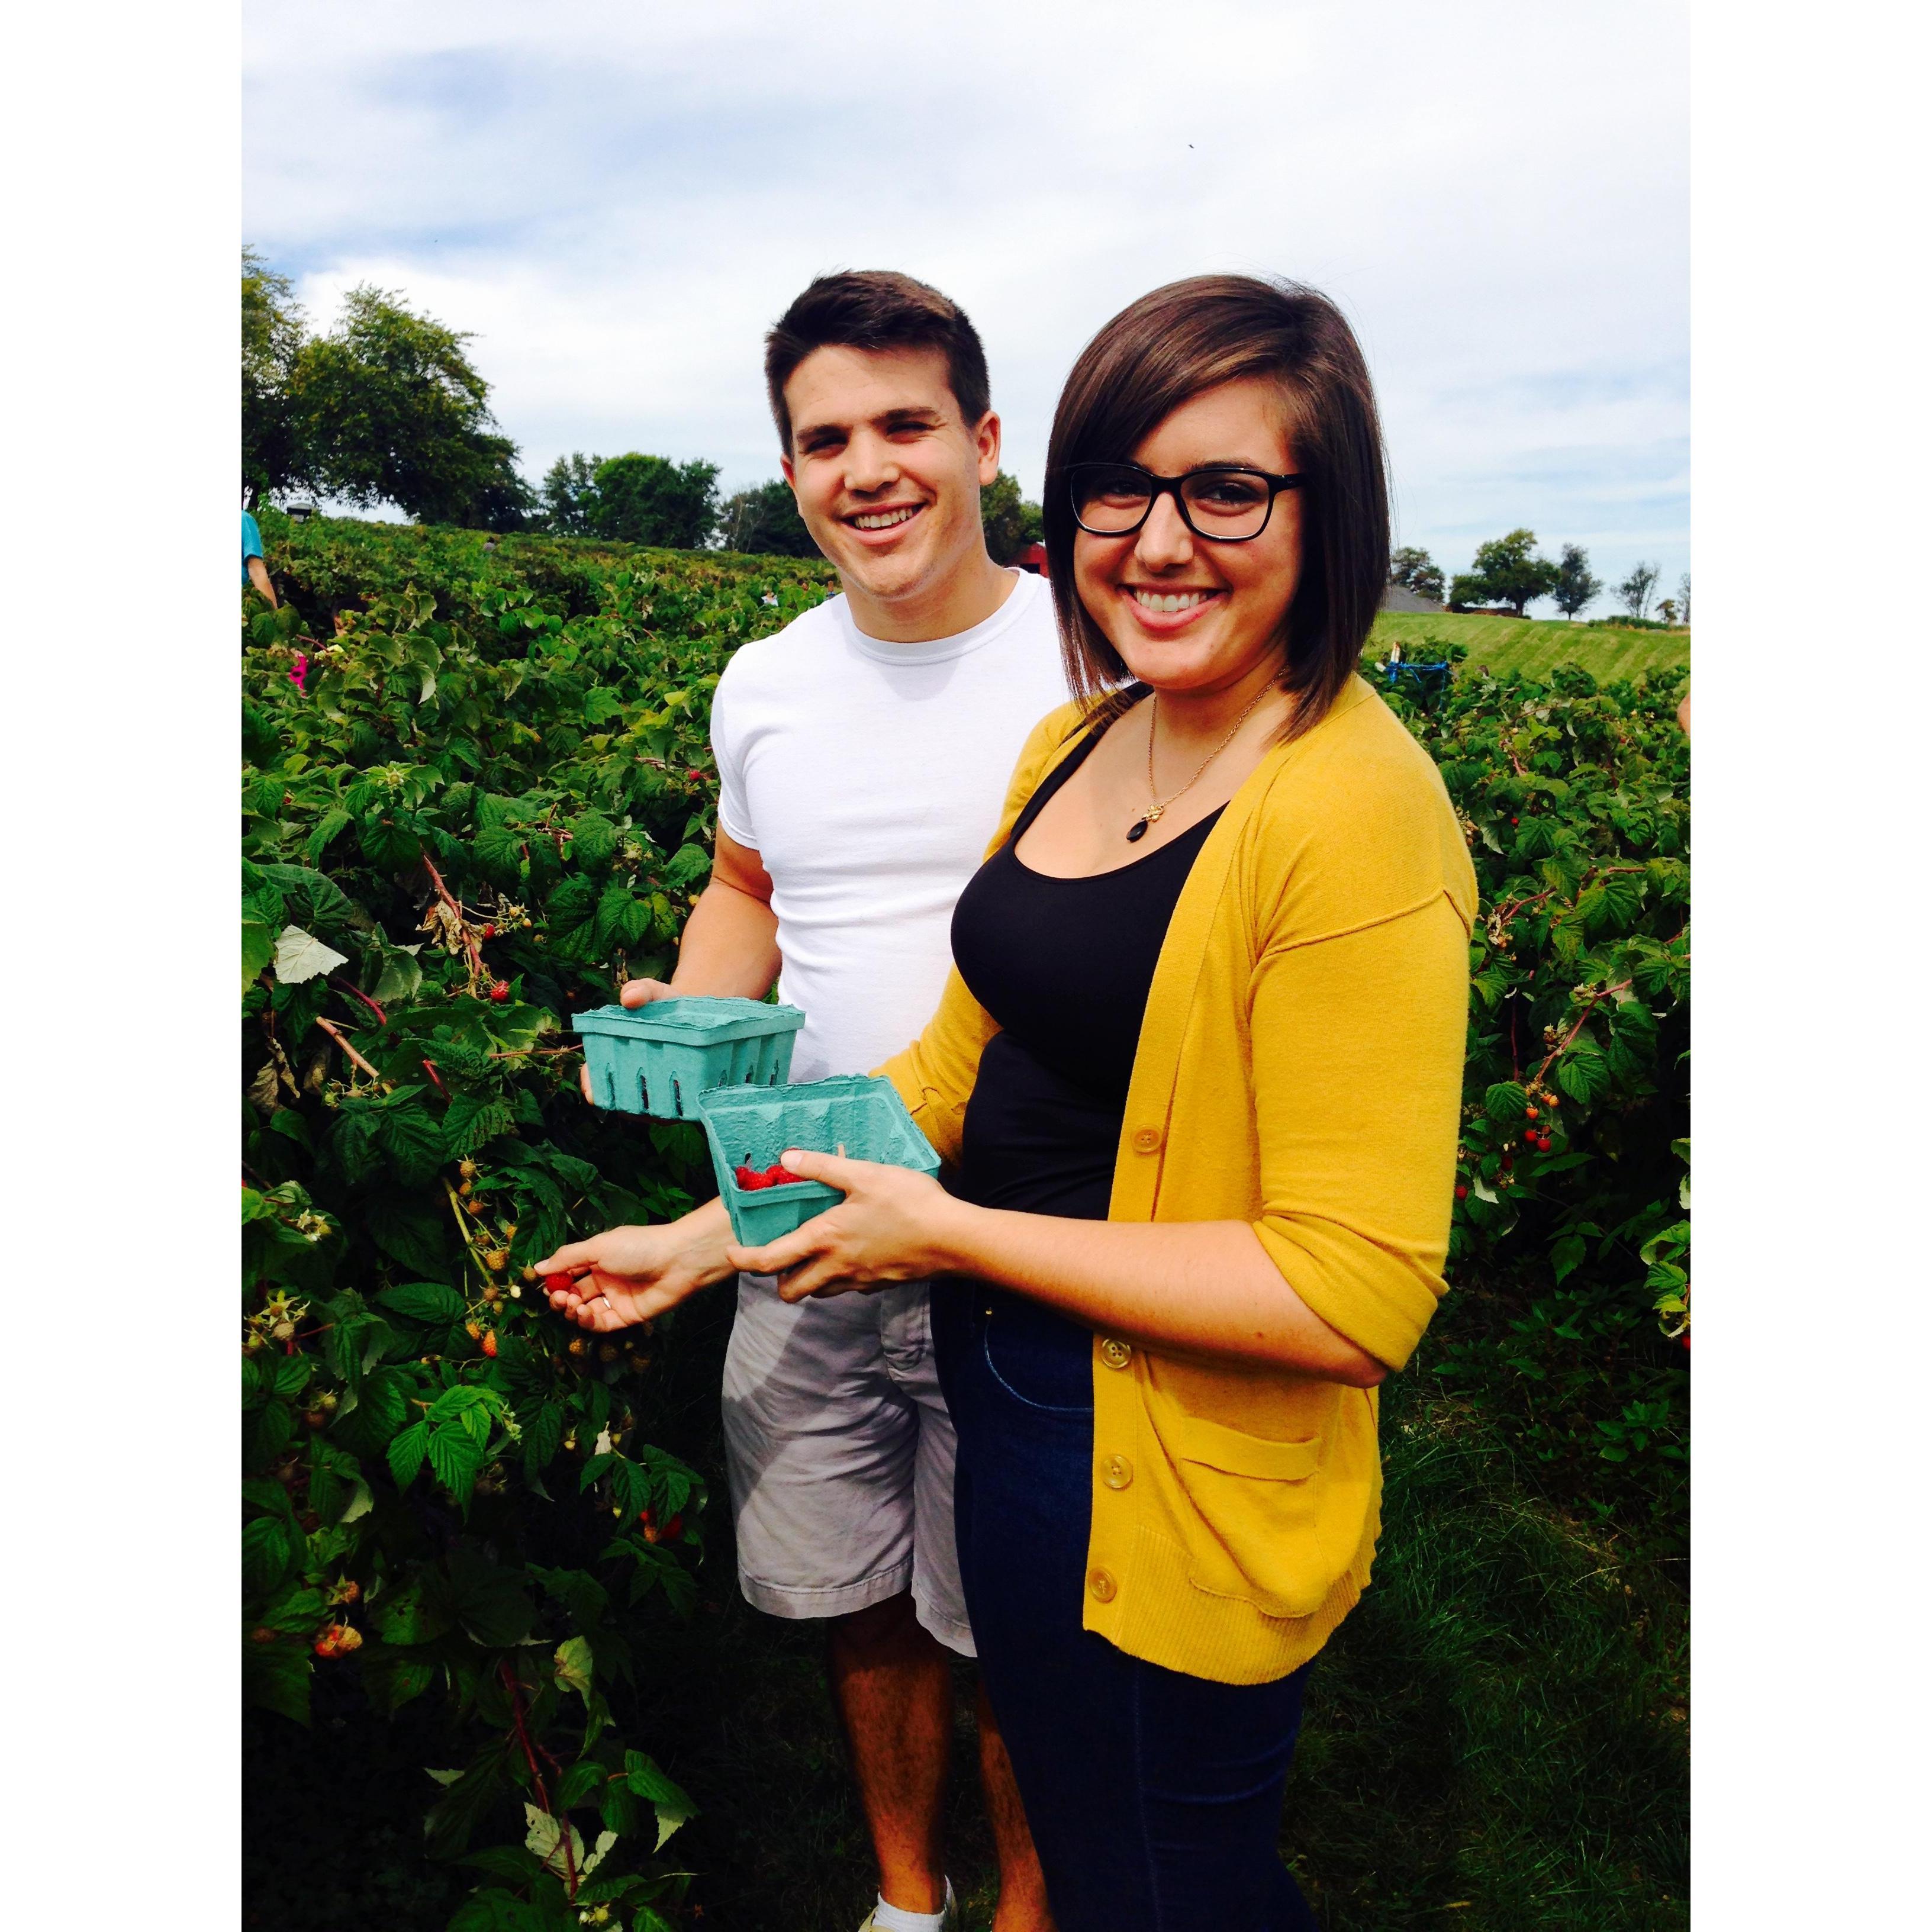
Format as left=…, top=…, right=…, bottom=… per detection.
left=878, top=677, right=1477, bottom=1685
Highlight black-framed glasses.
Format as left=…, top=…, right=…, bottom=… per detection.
left=1065, top=461, right=1305, bottom=542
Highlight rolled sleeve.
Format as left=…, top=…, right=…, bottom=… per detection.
left=1247, top=891, right=1471, bottom=1370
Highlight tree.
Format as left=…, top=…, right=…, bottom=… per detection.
left=1676, top=572, right=1692, bottom=627
left=538, top=453, right=603, bottom=537
left=1551, top=543, right=1601, bottom=620
left=980, top=471, right=1044, bottom=566
left=589, top=453, right=720, bottom=550
left=242, top=248, right=307, bottom=508
left=1389, top=546, right=1446, bottom=604
left=292, top=285, right=532, bottom=529
left=719, top=479, right=820, bottom=557
left=1616, top=561, right=1661, bottom=620
left=1448, top=529, right=1562, bottom=616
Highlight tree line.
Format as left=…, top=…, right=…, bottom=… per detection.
left=242, top=252, right=1044, bottom=564
left=1390, top=533, right=1689, bottom=626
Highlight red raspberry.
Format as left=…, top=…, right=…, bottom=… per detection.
left=489, top=980, right=510, bottom=1003
left=543, top=1271, right=580, bottom=1295
left=1455, top=1184, right=1469, bottom=1200
left=481, top=1329, right=498, bottom=1358
left=482, top=922, right=497, bottom=940
left=664, top=1514, right=684, bottom=1540
left=734, top=1163, right=774, bottom=1192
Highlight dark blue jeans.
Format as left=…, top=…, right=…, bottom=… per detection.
left=935, top=1283, right=1320, bottom=1932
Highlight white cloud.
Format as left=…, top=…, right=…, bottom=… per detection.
left=246, top=0, right=1688, bottom=603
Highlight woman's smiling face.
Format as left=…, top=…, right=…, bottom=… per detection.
left=1071, top=375, right=1303, bottom=697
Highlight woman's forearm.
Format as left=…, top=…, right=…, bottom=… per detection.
left=932, top=1202, right=1387, bottom=1386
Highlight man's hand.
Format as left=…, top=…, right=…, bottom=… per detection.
left=536, top=1197, right=736, bottom=1329
left=724, top=1149, right=970, bottom=1303
left=577, top=977, right=677, bottom=1101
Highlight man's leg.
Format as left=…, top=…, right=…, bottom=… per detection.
left=720, top=1275, right=944, bottom=1915
left=977, top=1680, right=1055, bottom=1931
left=827, top=1590, right=954, bottom=1915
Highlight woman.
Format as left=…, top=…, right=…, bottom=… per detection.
left=554, top=276, right=1474, bottom=1927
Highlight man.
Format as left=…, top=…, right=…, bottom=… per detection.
left=541, top=272, right=1066, bottom=1932
left=243, top=508, right=278, bottom=607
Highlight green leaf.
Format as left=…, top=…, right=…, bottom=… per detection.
left=445, top=1094, right=516, bottom=1158
left=243, top=920, right=278, bottom=991
left=365, top=1196, right=450, bottom=1275
left=361, top=1649, right=434, bottom=1714
left=554, top=1635, right=594, bottom=1701
left=242, top=1638, right=312, bottom=1725
left=243, top=1516, right=296, bottom=1596
left=623, top=1750, right=696, bottom=1847
left=555, top=1760, right=604, bottom=1809
left=374, top=1580, right=453, bottom=1647
left=521, top=1402, right=564, bottom=1475
left=331, top=1365, right=411, bottom=1455
left=447, top=1548, right=535, bottom=1647
left=429, top=1425, right=487, bottom=1508
left=304, top=808, right=354, bottom=865
left=388, top=1420, right=431, bottom=1490
left=1550, top=1233, right=1587, bottom=1283
left=1556, top=1042, right=1611, bottom=1104
left=372, top=943, right=425, bottom=1006
left=379, top=1281, right=466, bottom=1325
left=1483, top=1081, right=1528, bottom=1123
left=570, top=810, right=619, bottom=865
left=376, top=1104, right=446, bottom=1185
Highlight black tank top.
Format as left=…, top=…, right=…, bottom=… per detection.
left=949, top=706, right=1223, bottom=1222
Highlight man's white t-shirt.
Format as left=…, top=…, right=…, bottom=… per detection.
left=710, top=569, right=1070, bottom=1083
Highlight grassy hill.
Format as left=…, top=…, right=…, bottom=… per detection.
left=1371, top=610, right=1690, bottom=683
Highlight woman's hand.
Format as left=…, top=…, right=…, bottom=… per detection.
left=535, top=1196, right=735, bottom=1330
left=725, top=1149, right=974, bottom=1303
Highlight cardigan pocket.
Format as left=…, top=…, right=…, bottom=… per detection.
left=1168, top=1416, right=1343, bottom=1621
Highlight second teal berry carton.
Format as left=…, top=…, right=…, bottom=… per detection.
left=574, top=996, right=806, bottom=1120
left=694, top=1074, right=941, bottom=1247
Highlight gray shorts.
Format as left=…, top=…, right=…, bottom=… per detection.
left=719, top=1273, right=973, bottom=1656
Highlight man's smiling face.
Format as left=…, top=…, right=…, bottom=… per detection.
left=780, top=344, right=1001, bottom=613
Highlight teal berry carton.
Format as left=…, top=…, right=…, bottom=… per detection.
left=572, top=996, right=806, bottom=1120
left=694, top=1074, right=941, bottom=1247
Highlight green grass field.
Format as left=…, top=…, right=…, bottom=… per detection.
left=1370, top=611, right=1690, bottom=685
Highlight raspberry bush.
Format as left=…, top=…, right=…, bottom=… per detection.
left=243, top=517, right=835, bottom=1928
left=1371, top=645, right=1690, bottom=1540
left=243, top=526, right=1688, bottom=1925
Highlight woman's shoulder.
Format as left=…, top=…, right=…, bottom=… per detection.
left=1245, top=678, right=1477, bottom=934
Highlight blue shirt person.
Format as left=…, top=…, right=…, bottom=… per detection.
left=243, top=512, right=277, bottom=607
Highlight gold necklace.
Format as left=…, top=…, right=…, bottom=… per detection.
left=1128, top=683, right=1271, bottom=842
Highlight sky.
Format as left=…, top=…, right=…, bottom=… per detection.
left=243, top=0, right=1689, bottom=614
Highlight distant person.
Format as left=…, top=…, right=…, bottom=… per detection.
left=243, top=510, right=277, bottom=608
left=543, top=271, right=1064, bottom=1932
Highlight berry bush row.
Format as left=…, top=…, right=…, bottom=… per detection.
left=241, top=523, right=1687, bottom=1928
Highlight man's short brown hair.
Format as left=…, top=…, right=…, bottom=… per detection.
left=764, top=271, right=991, bottom=452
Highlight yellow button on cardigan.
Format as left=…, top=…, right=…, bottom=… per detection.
left=878, top=677, right=1478, bottom=1685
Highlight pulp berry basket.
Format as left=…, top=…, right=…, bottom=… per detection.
left=572, top=996, right=806, bottom=1119
left=694, top=1074, right=941, bottom=1246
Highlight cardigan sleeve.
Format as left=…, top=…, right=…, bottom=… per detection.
left=1241, top=707, right=1479, bottom=1370
left=1247, top=891, right=1473, bottom=1370
left=876, top=699, right=1092, bottom=1164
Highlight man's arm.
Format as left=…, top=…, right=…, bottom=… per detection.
left=653, top=828, right=780, bottom=997
left=246, top=556, right=278, bottom=608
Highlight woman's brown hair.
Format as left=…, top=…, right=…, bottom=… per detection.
left=1044, top=275, right=1389, bottom=740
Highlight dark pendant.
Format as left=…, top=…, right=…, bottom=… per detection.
left=1126, top=818, right=1150, bottom=842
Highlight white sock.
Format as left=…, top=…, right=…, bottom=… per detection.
left=871, top=1876, right=954, bottom=1931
